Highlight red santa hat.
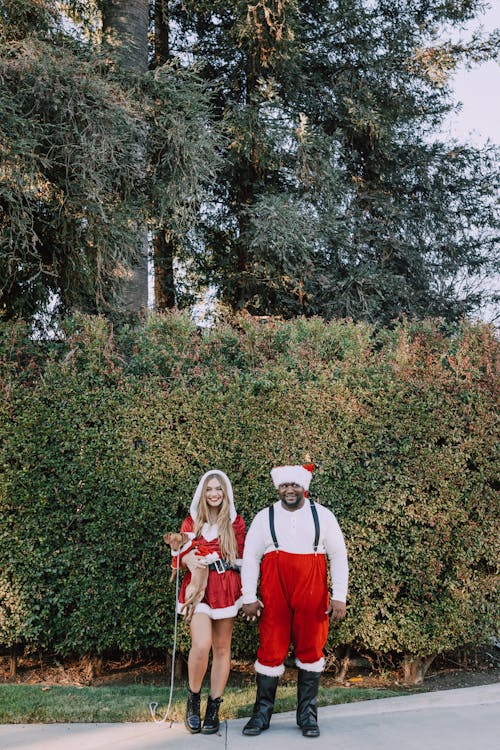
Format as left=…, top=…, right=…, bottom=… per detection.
left=270, top=464, right=314, bottom=491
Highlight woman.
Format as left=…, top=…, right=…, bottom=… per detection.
left=172, top=470, right=245, bottom=735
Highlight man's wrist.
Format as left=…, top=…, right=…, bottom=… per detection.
left=331, top=593, right=347, bottom=604
left=242, top=594, right=258, bottom=604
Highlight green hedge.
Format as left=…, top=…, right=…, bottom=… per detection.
left=0, top=313, right=498, bottom=666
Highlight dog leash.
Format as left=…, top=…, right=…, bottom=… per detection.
left=149, top=560, right=181, bottom=725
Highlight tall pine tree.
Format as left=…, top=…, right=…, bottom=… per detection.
left=0, top=0, right=218, bottom=322
left=165, top=0, right=499, bottom=323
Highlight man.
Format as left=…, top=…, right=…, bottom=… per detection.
left=240, top=464, right=348, bottom=738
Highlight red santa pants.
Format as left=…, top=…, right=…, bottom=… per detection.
left=257, top=550, right=329, bottom=671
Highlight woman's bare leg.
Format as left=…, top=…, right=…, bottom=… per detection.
left=188, top=613, right=212, bottom=692
left=209, top=617, right=234, bottom=698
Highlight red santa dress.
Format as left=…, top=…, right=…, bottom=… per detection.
left=172, top=470, right=246, bottom=620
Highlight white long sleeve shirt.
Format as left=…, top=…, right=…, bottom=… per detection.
left=241, top=500, right=349, bottom=604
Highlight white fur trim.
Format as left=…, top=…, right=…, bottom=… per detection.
left=190, top=470, right=237, bottom=522
left=255, top=660, right=285, bottom=677
left=177, top=597, right=242, bottom=620
left=200, top=522, right=219, bottom=541
left=171, top=534, right=195, bottom=557
left=271, top=465, right=312, bottom=490
left=295, top=657, right=325, bottom=673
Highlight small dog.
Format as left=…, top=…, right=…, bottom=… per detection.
left=163, top=531, right=191, bottom=581
left=163, top=532, right=209, bottom=622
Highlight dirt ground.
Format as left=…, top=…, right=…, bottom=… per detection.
left=1, top=647, right=499, bottom=693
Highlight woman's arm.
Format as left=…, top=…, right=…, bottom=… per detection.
left=175, top=516, right=196, bottom=567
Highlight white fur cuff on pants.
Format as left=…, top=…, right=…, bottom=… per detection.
left=255, top=660, right=285, bottom=677
left=295, top=657, right=325, bottom=673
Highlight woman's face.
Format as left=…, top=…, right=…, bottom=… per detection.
left=205, top=477, right=225, bottom=511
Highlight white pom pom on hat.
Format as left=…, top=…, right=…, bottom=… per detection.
left=270, top=464, right=314, bottom=490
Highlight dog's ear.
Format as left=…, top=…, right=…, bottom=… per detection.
left=164, top=531, right=191, bottom=551
left=164, top=532, right=181, bottom=548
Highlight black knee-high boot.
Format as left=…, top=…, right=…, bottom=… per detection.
left=201, top=695, right=222, bottom=734
left=185, top=688, right=201, bottom=733
left=296, top=669, right=321, bottom=738
left=242, top=673, right=279, bottom=736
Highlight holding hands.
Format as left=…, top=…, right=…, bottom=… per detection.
left=241, top=600, right=264, bottom=622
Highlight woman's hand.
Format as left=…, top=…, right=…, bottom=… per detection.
left=241, top=600, right=264, bottom=622
left=182, top=550, right=208, bottom=573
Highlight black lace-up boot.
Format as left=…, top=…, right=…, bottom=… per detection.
left=242, top=673, right=279, bottom=736
left=185, top=688, right=201, bottom=733
left=201, top=695, right=223, bottom=734
left=296, top=668, right=321, bottom=737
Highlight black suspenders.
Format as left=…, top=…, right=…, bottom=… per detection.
left=310, top=500, right=320, bottom=553
left=269, top=499, right=320, bottom=553
left=269, top=504, right=279, bottom=549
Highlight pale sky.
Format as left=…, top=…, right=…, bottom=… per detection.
left=444, top=4, right=499, bottom=324
left=443, top=3, right=500, bottom=146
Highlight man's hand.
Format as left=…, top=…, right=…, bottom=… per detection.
left=241, top=600, right=264, bottom=622
left=326, top=600, right=346, bottom=623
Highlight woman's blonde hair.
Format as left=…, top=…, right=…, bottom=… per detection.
left=194, top=473, right=238, bottom=563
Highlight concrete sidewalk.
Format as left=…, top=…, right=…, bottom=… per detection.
left=0, top=683, right=498, bottom=750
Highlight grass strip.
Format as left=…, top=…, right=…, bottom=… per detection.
left=0, top=683, right=405, bottom=724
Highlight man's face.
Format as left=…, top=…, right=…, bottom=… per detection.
left=278, top=482, right=305, bottom=510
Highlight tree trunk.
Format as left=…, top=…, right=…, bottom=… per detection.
left=102, top=0, right=149, bottom=311
left=154, top=0, right=169, bottom=68
left=401, top=654, right=436, bottom=685
left=119, top=230, right=149, bottom=312
left=102, top=0, right=149, bottom=72
left=9, top=646, right=17, bottom=679
left=152, top=2, right=176, bottom=309
left=80, top=654, right=103, bottom=683
left=337, top=646, right=351, bottom=682
left=153, top=229, right=176, bottom=309
left=231, top=35, right=265, bottom=311
left=165, top=650, right=185, bottom=680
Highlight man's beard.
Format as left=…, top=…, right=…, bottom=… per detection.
left=281, top=492, right=304, bottom=508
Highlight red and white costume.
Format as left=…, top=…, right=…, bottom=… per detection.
left=172, top=470, right=246, bottom=620
left=241, top=466, right=348, bottom=675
